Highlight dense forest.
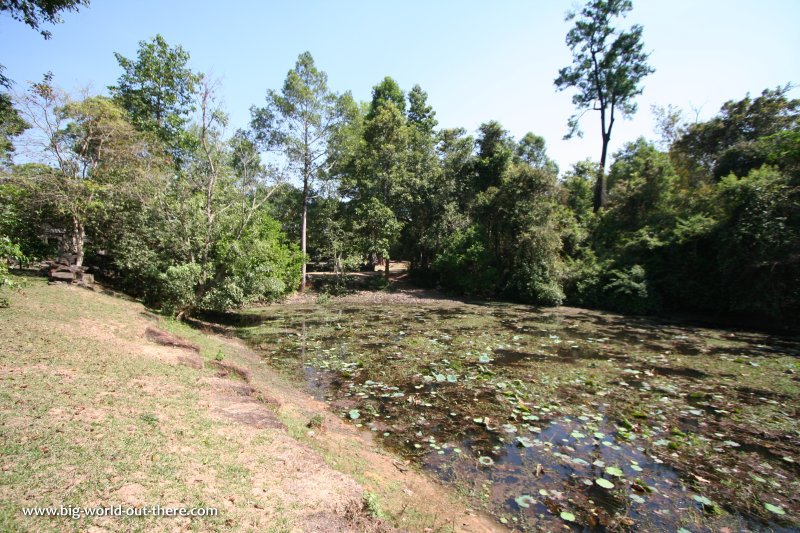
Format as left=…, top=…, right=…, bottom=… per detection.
left=1, top=0, right=798, bottom=327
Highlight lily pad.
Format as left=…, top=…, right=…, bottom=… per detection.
left=605, top=466, right=623, bottom=477
left=348, top=409, right=361, bottom=420
left=560, top=511, right=576, bottom=522
left=478, top=456, right=494, bottom=466
left=516, top=436, right=534, bottom=448
left=692, top=495, right=714, bottom=507
left=595, top=478, right=614, bottom=489
left=514, top=495, right=536, bottom=508
left=764, top=503, right=785, bottom=515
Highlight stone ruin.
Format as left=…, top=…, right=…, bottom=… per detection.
left=43, top=259, right=94, bottom=287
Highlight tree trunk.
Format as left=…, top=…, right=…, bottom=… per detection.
left=73, top=217, right=85, bottom=267
left=594, top=134, right=610, bottom=212
left=384, top=255, right=390, bottom=279
left=300, top=177, right=308, bottom=291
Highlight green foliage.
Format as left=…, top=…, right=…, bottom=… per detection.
left=602, top=264, right=654, bottom=313
left=157, top=262, right=203, bottom=316
left=0, top=93, right=28, bottom=163
left=362, top=492, right=386, bottom=520
left=0, top=0, right=87, bottom=40
left=0, top=235, right=23, bottom=307
left=352, top=197, right=402, bottom=261
left=433, top=225, right=498, bottom=296
left=671, top=86, right=799, bottom=183
left=712, top=167, right=799, bottom=317
left=205, top=215, right=303, bottom=310
left=110, top=34, right=201, bottom=148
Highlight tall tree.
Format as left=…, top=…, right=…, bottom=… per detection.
left=402, top=84, right=442, bottom=270
left=554, top=0, right=653, bottom=212
left=13, top=76, right=153, bottom=266
left=109, top=35, right=201, bottom=149
left=250, top=52, right=349, bottom=290
left=345, top=77, right=409, bottom=277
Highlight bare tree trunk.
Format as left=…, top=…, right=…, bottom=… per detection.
left=300, top=177, right=308, bottom=291
left=384, top=254, right=390, bottom=279
left=594, top=135, right=609, bottom=213
left=73, top=217, right=85, bottom=267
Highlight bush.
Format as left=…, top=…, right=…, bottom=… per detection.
left=157, top=263, right=203, bottom=316
left=432, top=225, right=499, bottom=296
left=0, top=236, right=23, bottom=307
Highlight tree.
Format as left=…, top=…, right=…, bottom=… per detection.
left=1, top=0, right=87, bottom=162
left=671, top=86, right=799, bottom=182
left=250, top=52, right=349, bottom=290
left=0, top=92, right=28, bottom=164
left=110, top=35, right=201, bottom=149
left=112, top=78, right=299, bottom=316
left=13, top=76, right=153, bottom=266
left=344, top=77, right=410, bottom=277
left=554, top=0, right=654, bottom=212
left=401, top=84, right=443, bottom=270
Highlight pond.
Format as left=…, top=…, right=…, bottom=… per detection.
left=234, top=300, right=800, bottom=531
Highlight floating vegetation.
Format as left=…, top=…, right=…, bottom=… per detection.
left=596, top=478, right=615, bottom=489
left=239, top=301, right=800, bottom=531
left=514, top=495, right=536, bottom=508
left=764, top=502, right=785, bottom=515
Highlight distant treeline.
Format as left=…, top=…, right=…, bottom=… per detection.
left=1, top=34, right=798, bottom=326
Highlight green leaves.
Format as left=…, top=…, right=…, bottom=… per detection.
left=110, top=34, right=201, bottom=146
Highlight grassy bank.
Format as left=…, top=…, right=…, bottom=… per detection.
left=0, top=277, right=495, bottom=532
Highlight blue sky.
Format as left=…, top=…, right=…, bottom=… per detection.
left=2, top=0, right=798, bottom=172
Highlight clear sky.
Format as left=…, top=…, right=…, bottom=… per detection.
left=2, top=0, right=798, bottom=173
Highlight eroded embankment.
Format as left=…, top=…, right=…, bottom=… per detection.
left=0, top=279, right=498, bottom=532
